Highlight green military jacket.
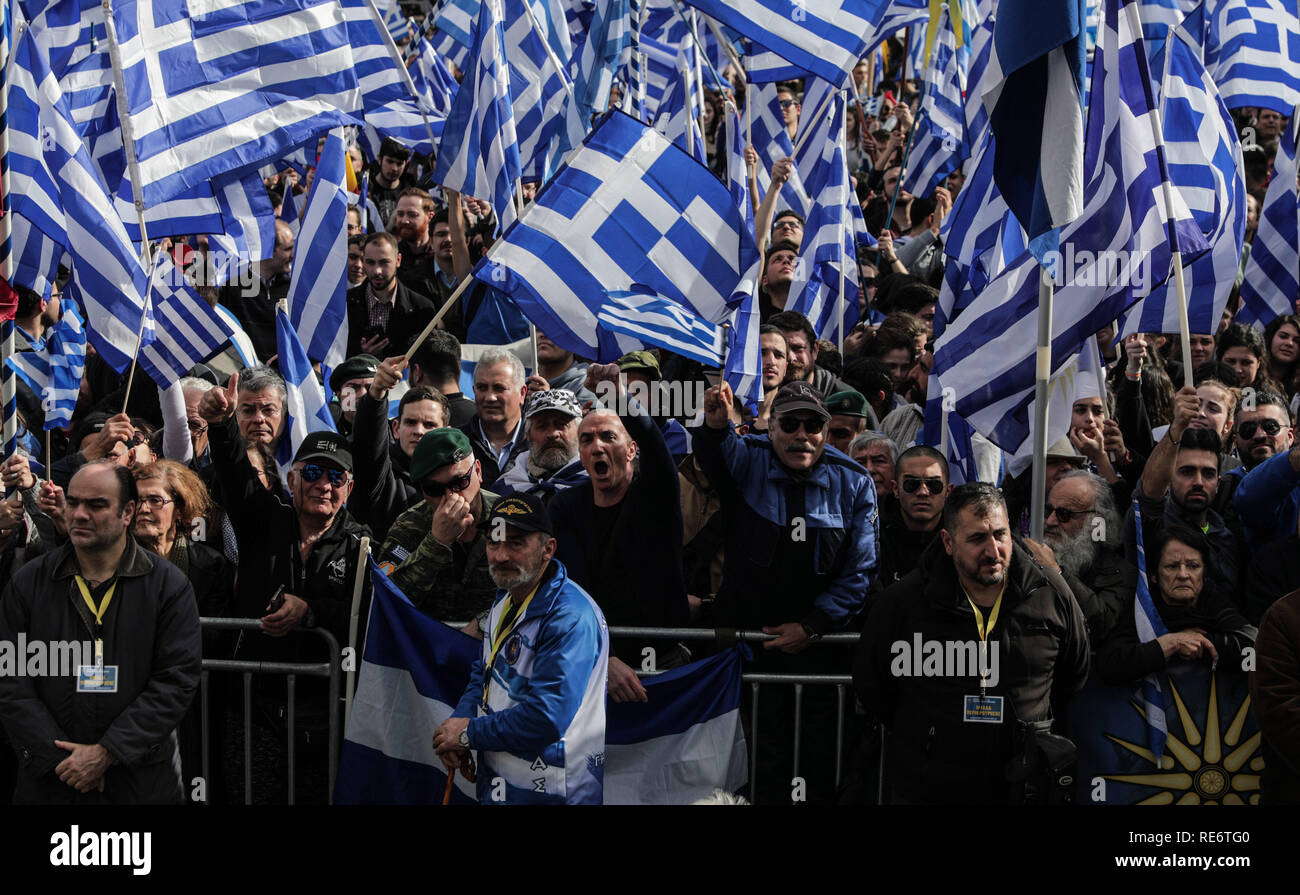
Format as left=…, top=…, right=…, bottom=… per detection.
left=377, top=490, right=501, bottom=622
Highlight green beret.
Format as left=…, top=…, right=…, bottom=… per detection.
left=825, top=390, right=869, bottom=418
left=329, top=354, right=380, bottom=393
left=410, top=428, right=474, bottom=482
left=615, top=350, right=661, bottom=380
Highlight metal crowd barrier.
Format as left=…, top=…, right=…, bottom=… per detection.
left=609, top=626, right=863, bottom=804
left=198, top=619, right=342, bottom=806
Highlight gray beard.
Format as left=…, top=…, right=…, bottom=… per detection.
left=1053, top=528, right=1097, bottom=580
left=527, top=446, right=574, bottom=478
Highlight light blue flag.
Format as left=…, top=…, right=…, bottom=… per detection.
left=4, top=306, right=86, bottom=430
left=432, top=0, right=523, bottom=230
left=137, top=255, right=236, bottom=389
left=108, top=0, right=363, bottom=207
left=287, top=128, right=351, bottom=372
left=7, top=23, right=152, bottom=375
left=982, top=0, right=1088, bottom=250
left=1239, top=110, right=1299, bottom=327
left=932, top=0, right=1209, bottom=454
left=1204, top=0, right=1300, bottom=115
left=474, top=111, right=761, bottom=363
left=274, top=306, right=338, bottom=474
left=598, top=288, right=727, bottom=365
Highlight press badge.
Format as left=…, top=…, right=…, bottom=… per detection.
left=963, top=694, right=1003, bottom=724
left=77, top=665, right=118, bottom=693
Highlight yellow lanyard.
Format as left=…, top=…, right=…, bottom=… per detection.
left=75, top=576, right=116, bottom=668
left=482, top=585, right=539, bottom=703
left=965, top=584, right=1006, bottom=694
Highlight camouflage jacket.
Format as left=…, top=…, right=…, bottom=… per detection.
left=377, top=490, right=500, bottom=622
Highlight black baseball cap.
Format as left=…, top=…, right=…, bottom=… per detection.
left=771, top=381, right=830, bottom=420
left=293, top=431, right=354, bottom=471
left=486, top=492, right=553, bottom=536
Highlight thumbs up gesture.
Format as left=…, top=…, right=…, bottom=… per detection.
left=199, top=373, right=239, bottom=425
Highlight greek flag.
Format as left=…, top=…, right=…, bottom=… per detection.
left=287, top=128, right=351, bottom=372
left=432, top=0, right=523, bottom=230
left=1117, top=16, right=1244, bottom=338
left=6, top=216, right=65, bottom=301
left=7, top=23, right=152, bottom=375
left=504, top=0, right=575, bottom=182
left=920, top=378, right=979, bottom=486
left=747, top=80, right=811, bottom=216
left=430, top=0, right=476, bottom=70
left=724, top=103, right=756, bottom=237
left=274, top=306, right=337, bottom=473
left=413, top=33, right=460, bottom=119
left=563, top=0, right=635, bottom=153
left=1239, top=110, right=1299, bottom=327
left=640, top=6, right=690, bottom=120
left=108, top=0, right=362, bottom=207
left=1204, top=0, right=1300, bottom=115
left=4, top=306, right=86, bottom=430
left=681, top=0, right=924, bottom=87
left=964, top=0, right=996, bottom=154
left=982, top=0, right=1088, bottom=247
left=1131, top=496, right=1170, bottom=759
left=136, top=256, right=236, bottom=389
left=207, top=174, right=278, bottom=285
left=787, top=87, right=859, bottom=344
left=598, top=289, right=727, bottom=365
left=901, top=4, right=969, bottom=197
left=653, top=47, right=707, bottom=164
left=933, top=0, right=1209, bottom=454
left=341, top=0, right=410, bottom=112
left=1135, top=0, right=1198, bottom=43
left=475, top=111, right=760, bottom=363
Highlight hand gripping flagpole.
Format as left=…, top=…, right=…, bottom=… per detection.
left=103, top=2, right=159, bottom=416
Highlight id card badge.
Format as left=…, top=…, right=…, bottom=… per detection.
left=963, top=694, right=1003, bottom=724
left=77, top=665, right=118, bottom=693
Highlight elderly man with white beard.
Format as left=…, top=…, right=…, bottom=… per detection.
left=494, top=390, right=589, bottom=503
left=1022, top=470, right=1135, bottom=647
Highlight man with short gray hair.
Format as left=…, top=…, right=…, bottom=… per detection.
left=1022, top=469, right=1134, bottom=646
left=460, top=348, right=528, bottom=486
left=849, top=431, right=899, bottom=502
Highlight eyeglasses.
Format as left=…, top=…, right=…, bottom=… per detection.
left=1238, top=419, right=1284, bottom=439
left=777, top=415, right=826, bottom=434
left=139, top=495, right=175, bottom=508
left=126, top=432, right=149, bottom=448
left=1044, top=504, right=1095, bottom=523
left=421, top=470, right=474, bottom=497
left=300, top=464, right=348, bottom=485
left=779, top=99, right=797, bottom=109
left=901, top=476, right=944, bottom=494
left=772, top=220, right=802, bottom=231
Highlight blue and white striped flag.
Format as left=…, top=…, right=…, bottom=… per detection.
left=1204, top=0, right=1300, bottom=115
left=933, top=0, right=1209, bottom=454
left=475, top=111, right=761, bottom=363
left=1239, top=110, right=1299, bottom=327
left=982, top=0, right=1088, bottom=249
left=137, top=255, right=236, bottom=389
left=430, top=0, right=475, bottom=71
left=563, top=0, right=635, bottom=153
left=640, top=7, right=690, bottom=120
left=681, top=0, right=925, bottom=87
left=1117, top=15, right=1244, bottom=339
left=274, top=306, right=338, bottom=473
left=6, top=215, right=65, bottom=302
left=788, top=87, right=859, bottom=344
left=287, top=129, right=351, bottom=373
left=341, top=0, right=412, bottom=113
left=901, top=4, right=969, bottom=198
left=964, top=0, right=996, bottom=155
left=108, top=0, right=362, bottom=207
left=598, top=289, right=727, bottom=365
left=432, top=0, right=523, bottom=230
left=747, top=80, right=811, bottom=217
left=4, top=305, right=86, bottom=430
left=724, top=103, right=756, bottom=237
left=504, top=0, right=575, bottom=183
left=653, top=47, right=707, bottom=164
left=7, top=22, right=152, bottom=375
left=208, top=173, right=277, bottom=285
left=920, top=377, right=980, bottom=486
left=1130, top=495, right=1170, bottom=759
left=413, top=32, right=461, bottom=119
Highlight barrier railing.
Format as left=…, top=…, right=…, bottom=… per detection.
left=198, top=619, right=342, bottom=805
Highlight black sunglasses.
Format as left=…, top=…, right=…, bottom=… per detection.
left=1045, top=503, right=1094, bottom=523
left=421, top=470, right=473, bottom=497
left=1238, top=419, right=1283, bottom=439
left=777, top=416, right=826, bottom=434
left=301, top=464, right=347, bottom=485
left=901, top=476, right=944, bottom=494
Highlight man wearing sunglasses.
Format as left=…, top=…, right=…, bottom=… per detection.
left=378, top=428, right=500, bottom=626
left=872, top=447, right=951, bottom=596
left=695, top=380, right=878, bottom=803
left=1233, top=396, right=1300, bottom=553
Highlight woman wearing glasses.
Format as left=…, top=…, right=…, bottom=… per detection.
left=1096, top=525, right=1255, bottom=686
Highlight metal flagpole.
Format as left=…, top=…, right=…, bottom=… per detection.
left=837, top=91, right=850, bottom=352
left=103, top=1, right=157, bottom=416
left=364, top=0, right=442, bottom=153
left=1, top=18, right=17, bottom=461
left=1029, top=266, right=1053, bottom=541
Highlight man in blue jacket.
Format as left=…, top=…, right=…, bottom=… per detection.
left=432, top=493, right=608, bottom=804
left=694, top=380, right=879, bottom=803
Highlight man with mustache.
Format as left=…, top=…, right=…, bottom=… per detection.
left=432, top=493, right=608, bottom=804
left=1229, top=392, right=1299, bottom=552
left=694, top=380, right=878, bottom=803
left=1126, top=385, right=1243, bottom=603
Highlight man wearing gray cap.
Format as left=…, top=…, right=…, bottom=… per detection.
left=494, top=389, right=589, bottom=503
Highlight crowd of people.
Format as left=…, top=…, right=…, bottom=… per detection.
left=1, top=31, right=1299, bottom=806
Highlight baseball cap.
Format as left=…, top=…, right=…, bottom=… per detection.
left=524, top=389, right=583, bottom=422
left=410, top=428, right=474, bottom=482
left=486, top=492, right=553, bottom=535
left=771, top=381, right=830, bottom=420
left=328, top=354, right=379, bottom=394
left=616, top=350, right=661, bottom=381
left=293, top=431, right=354, bottom=471
left=825, top=390, right=869, bottom=418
